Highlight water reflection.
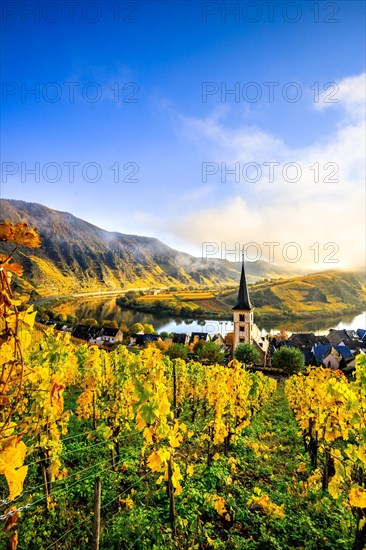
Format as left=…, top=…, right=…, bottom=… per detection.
left=61, top=296, right=366, bottom=337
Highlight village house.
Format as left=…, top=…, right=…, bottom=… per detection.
left=327, top=329, right=359, bottom=346
left=172, top=333, right=189, bottom=345
left=325, top=329, right=366, bottom=357
left=250, top=325, right=269, bottom=367
left=212, top=333, right=232, bottom=355
left=48, top=262, right=365, bottom=369
left=100, top=327, right=123, bottom=344
left=212, top=333, right=225, bottom=347
left=72, top=324, right=101, bottom=342
left=288, top=333, right=330, bottom=350
left=135, top=333, right=160, bottom=346
left=189, top=332, right=209, bottom=345
left=311, top=343, right=356, bottom=369
left=268, top=325, right=366, bottom=368
left=334, top=345, right=354, bottom=363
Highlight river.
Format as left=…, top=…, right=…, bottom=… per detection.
left=56, top=296, right=366, bottom=338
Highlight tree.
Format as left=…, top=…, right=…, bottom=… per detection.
left=119, top=322, right=129, bottom=334
left=160, top=331, right=169, bottom=341
left=154, top=340, right=171, bottom=353
left=192, top=339, right=205, bottom=354
left=234, top=343, right=260, bottom=366
left=67, top=313, right=78, bottom=325
left=57, top=313, right=67, bottom=323
left=46, top=308, right=57, bottom=320
left=101, top=320, right=118, bottom=329
left=143, top=323, right=155, bottom=334
left=80, top=318, right=98, bottom=327
left=29, top=289, right=38, bottom=301
left=272, top=347, right=305, bottom=374
left=197, top=341, right=224, bottom=364
left=131, top=322, right=144, bottom=334
left=164, top=343, right=188, bottom=360
left=126, top=291, right=138, bottom=301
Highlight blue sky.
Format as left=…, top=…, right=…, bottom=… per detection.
left=1, top=0, right=365, bottom=268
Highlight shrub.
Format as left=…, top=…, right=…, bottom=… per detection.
left=197, top=341, right=224, bottom=364
left=272, top=347, right=305, bottom=374
left=164, top=343, right=188, bottom=360
left=234, top=343, right=260, bottom=365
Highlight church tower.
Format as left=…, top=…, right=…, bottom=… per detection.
left=232, top=254, right=254, bottom=349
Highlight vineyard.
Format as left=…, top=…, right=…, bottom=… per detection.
left=1, top=223, right=366, bottom=549
left=136, top=291, right=216, bottom=302
left=134, top=291, right=231, bottom=316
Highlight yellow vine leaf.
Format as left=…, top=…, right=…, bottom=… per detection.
left=103, top=426, right=113, bottom=439
left=0, top=255, right=23, bottom=276
left=171, top=464, right=183, bottom=495
left=205, top=532, right=215, bottom=546
left=0, top=341, right=14, bottom=364
left=0, top=438, right=27, bottom=470
left=213, top=495, right=228, bottom=516
left=6, top=466, right=28, bottom=500
left=349, top=487, right=366, bottom=509
left=0, top=221, right=41, bottom=248
left=247, top=490, right=284, bottom=519
left=0, top=438, right=28, bottom=500
left=119, top=495, right=134, bottom=510
left=147, top=450, right=162, bottom=472
left=18, top=307, right=37, bottom=329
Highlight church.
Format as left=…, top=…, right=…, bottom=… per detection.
left=232, top=254, right=269, bottom=365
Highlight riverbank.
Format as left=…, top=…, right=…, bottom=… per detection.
left=34, top=292, right=366, bottom=336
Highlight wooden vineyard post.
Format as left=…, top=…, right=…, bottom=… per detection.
left=167, top=458, right=177, bottom=538
left=92, top=390, right=97, bottom=431
left=92, top=476, right=101, bottom=550
left=173, top=360, right=177, bottom=419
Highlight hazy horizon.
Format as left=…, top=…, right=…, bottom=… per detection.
left=2, top=196, right=365, bottom=274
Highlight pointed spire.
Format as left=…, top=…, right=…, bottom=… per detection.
left=232, top=252, right=253, bottom=311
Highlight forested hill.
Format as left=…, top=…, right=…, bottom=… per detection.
left=224, top=270, right=366, bottom=318
left=0, top=199, right=302, bottom=297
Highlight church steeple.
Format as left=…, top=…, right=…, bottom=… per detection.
left=232, top=253, right=252, bottom=311
left=232, top=253, right=254, bottom=348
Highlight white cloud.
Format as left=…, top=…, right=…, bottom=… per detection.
left=160, top=73, right=366, bottom=269
left=315, top=73, right=366, bottom=120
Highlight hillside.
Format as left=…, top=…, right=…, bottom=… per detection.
left=223, top=270, right=366, bottom=319
left=0, top=199, right=302, bottom=297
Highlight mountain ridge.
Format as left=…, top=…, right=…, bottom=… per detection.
left=223, top=269, right=366, bottom=321
left=0, top=199, right=315, bottom=297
